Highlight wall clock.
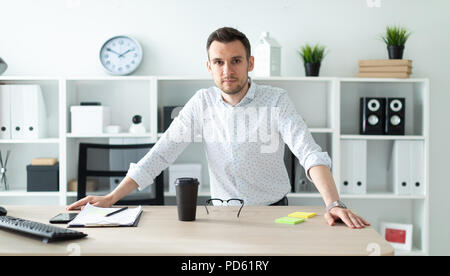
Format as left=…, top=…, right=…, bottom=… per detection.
left=99, top=35, right=143, bottom=75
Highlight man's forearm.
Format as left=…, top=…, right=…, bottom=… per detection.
left=106, top=176, right=139, bottom=205
left=308, top=165, right=340, bottom=206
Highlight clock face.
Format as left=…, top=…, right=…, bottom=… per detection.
left=100, top=36, right=143, bottom=75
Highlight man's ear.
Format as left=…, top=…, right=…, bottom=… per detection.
left=248, top=56, right=255, bottom=72
left=206, top=60, right=212, bottom=73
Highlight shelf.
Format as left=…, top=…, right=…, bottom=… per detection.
left=287, top=192, right=425, bottom=200
left=155, top=76, right=337, bottom=82
left=66, top=191, right=77, bottom=197
left=156, top=128, right=334, bottom=139
left=339, top=77, right=428, bottom=83
left=287, top=193, right=322, bottom=198
left=0, top=138, right=60, bottom=144
left=253, top=76, right=336, bottom=82
left=67, top=191, right=211, bottom=198
left=67, top=191, right=156, bottom=199
left=310, top=128, right=334, bottom=133
left=0, top=76, right=428, bottom=83
left=0, top=76, right=61, bottom=81
left=66, top=191, right=425, bottom=200
left=340, top=193, right=426, bottom=200
left=66, top=133, right=153, bottom=138
left=67, top=191, right=213, bottom=198
left=67, top=191, right=425, bottom=199
left=65, top=76, right=152, bottom=81
left=340, top=135, right=425, bottom=140
left=67, top=191, right=148, bottom=197
left=0, top=190, right=60, bottom=197
left=1, top=76, right=425, bottom=83
left=156, top=76, right=211, bottom=81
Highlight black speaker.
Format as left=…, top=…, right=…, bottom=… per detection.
left=360, top=97, right=386, bottom=135
left=385, top=98, right=405, bottom=135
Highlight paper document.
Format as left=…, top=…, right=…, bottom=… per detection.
left=68, top=203, right=142, bottom=227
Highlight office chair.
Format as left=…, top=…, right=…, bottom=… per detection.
left=77, top=143, right=164, bottom=205
left=284, top=146, right=296, bottom=192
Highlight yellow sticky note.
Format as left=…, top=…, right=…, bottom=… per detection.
left=288, top=212, right=316, bottom=219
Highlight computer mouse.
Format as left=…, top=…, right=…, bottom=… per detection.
left=0, top=206, right=7, bottom=216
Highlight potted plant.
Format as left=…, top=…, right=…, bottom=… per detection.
left=297, top=43, right=326, bottom=77
left=380, top=25, right=411, bottom=59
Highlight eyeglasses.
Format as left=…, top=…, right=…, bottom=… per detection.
left=205, top=198, right=244, bottom=218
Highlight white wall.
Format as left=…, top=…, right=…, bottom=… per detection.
left=1, top=0, right=449, bottom=255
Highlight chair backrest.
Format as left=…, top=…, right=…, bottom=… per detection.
left=77, top=143, right=164, bottom=205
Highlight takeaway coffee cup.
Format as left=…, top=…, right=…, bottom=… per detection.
left=175, top=177, right=199, bottom=221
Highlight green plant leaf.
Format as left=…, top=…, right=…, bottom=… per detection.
left=297, top=43, right=327, bottom=63
left=380, top=25, right=411, bottom=46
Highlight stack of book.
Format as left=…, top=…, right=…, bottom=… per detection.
left=31, top=158, right=58, bottom=166
left=357, top=59, right=412, bottom=78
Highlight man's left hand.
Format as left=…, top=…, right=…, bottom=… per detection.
left=324, top=207, right=371, bottom=229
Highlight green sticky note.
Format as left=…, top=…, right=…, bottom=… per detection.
left=275, top=217, right=305, bottom=225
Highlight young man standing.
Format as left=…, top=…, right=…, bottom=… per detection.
left=68, top=27, right=370, bottom=229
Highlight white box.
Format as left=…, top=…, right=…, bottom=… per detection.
left=168, top=163, right=201, bottom=194
left=70, top=106, right=110, bottom=134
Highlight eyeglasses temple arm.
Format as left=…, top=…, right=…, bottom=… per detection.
left=237, top=202, right=244, bottom=218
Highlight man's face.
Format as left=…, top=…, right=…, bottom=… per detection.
left=207, top=40, right=254, bottom=95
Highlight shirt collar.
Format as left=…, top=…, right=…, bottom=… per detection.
left=215, top=77, right=256, bottom=106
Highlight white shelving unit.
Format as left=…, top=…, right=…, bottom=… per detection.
left=0, top=75, right=429, bottom=255
left=0, top=76, right=62, bottom=204
left=337, top=78, right=429, bottom=256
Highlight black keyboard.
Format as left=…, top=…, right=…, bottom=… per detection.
left=0, top=215, right=87, bottom=243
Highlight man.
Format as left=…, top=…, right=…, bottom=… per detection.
left=68, top=27, right=370, bottom=229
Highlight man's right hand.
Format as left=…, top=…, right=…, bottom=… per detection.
left=66, top=176, right=139, bottom=211
left=66, top=195, right=114, bottom=211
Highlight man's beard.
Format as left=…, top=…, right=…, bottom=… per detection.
left=217, top=77, right=247, bottom=95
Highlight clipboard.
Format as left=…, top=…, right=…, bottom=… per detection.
left=68, top=203, right=143, bottom=228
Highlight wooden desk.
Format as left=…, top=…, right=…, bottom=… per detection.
left=0, top=205, right=393, bottom=256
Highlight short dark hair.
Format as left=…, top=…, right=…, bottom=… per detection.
left=206, top=27, right=251, bottom=60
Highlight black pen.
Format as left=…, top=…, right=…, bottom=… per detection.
left=105, top=207, right=128, bottom=217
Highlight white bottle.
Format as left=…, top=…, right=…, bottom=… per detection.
left=129, top=115, right=146, bottom=134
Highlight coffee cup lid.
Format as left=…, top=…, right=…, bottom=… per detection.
left=175, top=177, right=199, bottom=186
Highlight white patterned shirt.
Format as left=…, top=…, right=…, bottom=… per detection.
left=126, top=78, right=332, bottom=205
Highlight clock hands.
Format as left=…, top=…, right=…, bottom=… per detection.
left=106, top=47, right=135, bottom=60
left=106, top=47, right=121, bottom=56
left=118, top=48, right=135, bottom=58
